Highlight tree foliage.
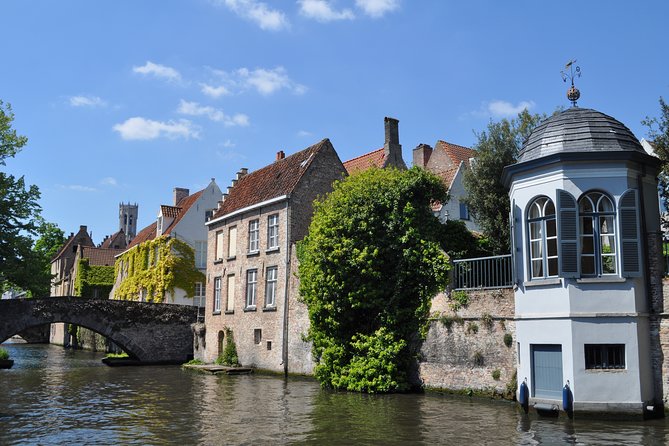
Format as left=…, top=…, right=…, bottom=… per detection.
left=0, top=100, right=45, bottom=295
left=298, top=167, right=451, bottom=393
left=462, top=109, right=544, bottom=254
left=643, top=97, right=669, bottom=228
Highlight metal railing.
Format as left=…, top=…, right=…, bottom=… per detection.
left=452, top=254, right=513, bottom=290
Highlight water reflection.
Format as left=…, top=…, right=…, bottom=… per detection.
left=2, top=343, right=669, bottom=445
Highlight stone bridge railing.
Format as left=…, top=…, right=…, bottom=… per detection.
left=0, top=297, right=198, bottom=363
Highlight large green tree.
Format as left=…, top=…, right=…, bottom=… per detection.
left=642, top=97, right=669, bottom=228
left=0, top=100, right=44, bottom=295
left=298, top=167, right=451, bottom=393
left=462, top=109, right=545, bottom=254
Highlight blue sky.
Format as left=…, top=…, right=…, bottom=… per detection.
left=2, top=0, right=668, bottom=241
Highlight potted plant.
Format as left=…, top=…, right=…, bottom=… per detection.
left=0, top=347, right=14, bottom=369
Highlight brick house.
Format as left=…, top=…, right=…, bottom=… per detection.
left=203, top=139, right=346, bottom=374
left=413, top=140, right=480, bottom=232
left=110, top=179, right=222, bottom=307
left=343, top=117, right=407, bottom=174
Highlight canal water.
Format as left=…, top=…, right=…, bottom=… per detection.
left=2, top=343, right=669, bottom=445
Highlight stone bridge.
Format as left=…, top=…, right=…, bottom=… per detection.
left=0, top=297, right=198, bottom=363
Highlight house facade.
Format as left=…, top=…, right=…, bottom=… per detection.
left=503, top=107, right=664, bottom=417
left=413, top=140, right=480, bottom=232
left=111, top=180, right=222, bottom=307
left=203, top=139, right=346, bottom=374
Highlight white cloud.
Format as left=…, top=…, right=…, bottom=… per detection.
left=100, top=177, right=118, bottom=187
left=177, top=100, right=250, bottom=127
left=298, top=0, right=355, bottom=22
left=486, top=100, right=536, bottom=118
left=216, top=0, right=289, bottom=31
left=297, top=130, right=313, bottom=137
left=58, top=184, right=97, bottom=192
left=133, top=61, right=182, bottom=82
left=200, top=83, right=231, bottom=98
left=69, top=95, right=106, bottom=108
left=113, top=117, right=199, bottom=140
left=355, top=0, right=400, bottom=18
left=216, top=149, right=246, bottom=161
left=238, top=67, right=306, bottom=95
left=221, top=139, right=236, bottom=148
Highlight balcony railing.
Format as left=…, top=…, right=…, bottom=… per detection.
left=452, top=254, right=513, bottom=290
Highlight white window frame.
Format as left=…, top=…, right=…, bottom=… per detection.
left=267, top=214, right=279, bottom=249
left=245, top=269, right=257, bottom=309
left=579, top=191, right=617, bottom=276
left=248, top=219, right=260, bottom=253
left=195, top=240, right=207, bottom=269
left=527, top=197, right=558, bottom=279
left=226, top=274, right=235, bottom=312
left=213, top=277, right=222, bottom=313
left=215, top=231, right=225, bottom=260
left=265, top=266, right=278, bottom=307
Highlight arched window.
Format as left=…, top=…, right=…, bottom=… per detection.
left=579, top=192, right=616, bottom=276
left=527, top=197, right=557, bottom=279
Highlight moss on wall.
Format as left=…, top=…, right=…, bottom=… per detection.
left=113, top=236, right=204, bottom=303
left=74, top=258, right=115, bottom=298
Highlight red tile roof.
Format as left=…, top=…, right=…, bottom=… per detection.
left=160, top=205, right=181, bottom=219
left=212, top=139, right=331, bottom=219
left=52, top=226, right=94, bottom=261
left=343, top=148, right=385, bottom=174
left=125, top=222, right=157, bottom=251
left=100, top=230, right=126, bottom=249
left=81, top=246, right=125, bottom=266
left=436, top=140, right=476, bottom=168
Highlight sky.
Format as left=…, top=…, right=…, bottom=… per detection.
left=2, top=0, right=668, bottom=242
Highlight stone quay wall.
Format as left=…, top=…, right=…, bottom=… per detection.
left=419, top=288, right=517, bottom=396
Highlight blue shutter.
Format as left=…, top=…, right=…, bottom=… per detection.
left=557, top=190, right=579, bottom=278
left=510, top=199, right=517, bottom=285
left=619, top=189, right=642, bottom=277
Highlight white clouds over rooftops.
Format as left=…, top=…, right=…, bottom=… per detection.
left=355, top=0, right=400, bottom=18
left=216, top=0, right=289, bottom=31
left=177, top=100, right=250, bottom=127
left=133, top=61, right=182, bottom=82
left=298, top=0, right=355, bottom=22
left=69, top=95, right=107, bottom=108
left=113, top=117, right=199, bottom=140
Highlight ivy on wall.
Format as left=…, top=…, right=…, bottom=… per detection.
left=113, top=236, right=204, bottom=303
left=73, top=258, right=115, bottom=298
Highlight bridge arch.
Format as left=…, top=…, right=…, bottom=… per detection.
left=0, top=297, right=198, bottom=363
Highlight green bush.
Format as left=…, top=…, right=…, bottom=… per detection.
left=503, top=333, right=513, bottom=347
left=439, top=314, right=464, bottom=331
left=216, top=328, right=239, bottom=366
left=449, top=290, right=469, bottom=312
left=105, top=352, right=129, bottom=359
left=185, top=358, right=204, bottom=365
left=0, top=347, right=9, bottom=360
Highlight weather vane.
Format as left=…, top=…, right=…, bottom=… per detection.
left=561, top=60, right=581, bottom=107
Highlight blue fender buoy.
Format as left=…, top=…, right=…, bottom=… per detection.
left=562, top=381, right=572, bottom=413
left=519, top=378, right=529, bottom=413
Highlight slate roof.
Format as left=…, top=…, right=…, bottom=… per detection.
left=212, top=139, right=331, bottom=219
left=343, top=148, right=385, bottom=174
left=81, top=246, right=124, bottom=267
left=518, top=107, right=645, bottom=163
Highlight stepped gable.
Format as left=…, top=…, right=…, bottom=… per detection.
left=100, top=230, right=126, bottom=249
left=343, top=148, right=385, bottom=174
left=213, top=139, right=330, bottom=218
left=518, top=107, right=645, bottom=163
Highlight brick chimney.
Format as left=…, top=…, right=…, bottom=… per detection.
left=276, top=150, right=285, bottom=161
left=383, top=117, right=406, bottom=169
left=174, top=188, right=189, bottom=206
left=413, top=143, right=433, bottom=168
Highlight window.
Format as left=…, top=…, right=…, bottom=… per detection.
left=226, top=275, right=235, bottom=312
left=267, top=214, right=279, bottom=249
left=527, top=197, right=558, bottom=279
left=228, top=226, right=237, bottom=258
left=245, top=269, right=257, bottom=308
left=254, top=328, right=262, bottom=344
left=195, top=282, right=205, bottom=308
left=215, top=231, right=225, bottom=260
left=579, top=192, right=616, bottom=276
left=205, top=209, right=214, bottom=221
left=248, top=219, right=260, bottom=253
left=157, top=216, right=163, bottom=234
left=195, top=241, right=207, bottom=269
left=459, top=202, right=470, bottom=221
left=214, top=277, right=222, bottom=313
left=585, top=344, right=625, bottom=370
left=265, top=266, right=278, bottom=307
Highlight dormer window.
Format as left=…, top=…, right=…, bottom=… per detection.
left=157, top=216, right=163, bottom=235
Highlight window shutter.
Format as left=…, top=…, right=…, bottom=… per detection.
left=619, top=189, right=642, bottom=277
left=557, top=189, right=579, bottom=277
left=510, top=199, right=517, bottom=285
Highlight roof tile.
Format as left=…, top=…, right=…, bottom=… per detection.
left=343, top=148, right=385, bottom=174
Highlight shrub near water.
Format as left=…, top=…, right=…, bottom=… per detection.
left=0, top=347, right=9, bottom=360
left=298, top=167, right=451, bottom=393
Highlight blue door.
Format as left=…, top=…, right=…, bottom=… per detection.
left=531, top=344, right=563, bottom=399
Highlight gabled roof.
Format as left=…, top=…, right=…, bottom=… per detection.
left=125, top=222, right=157, bottom=251
left=343, top=148, right=385, bottom=174
left=435, top=140, right=476, bottom=168
left=100, top=230, right=126, bottom=249
left=160, top=205, right=181, bottom=219
left=211, top=139, right=331, bottom=220
left=52, top=226, right=94, bottom=261
left=81, top=246, right=125, bottom=267
left=163, top=189, right=203, bottom=235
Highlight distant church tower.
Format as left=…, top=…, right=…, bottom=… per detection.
left=119, top=203, right=138, bottom=242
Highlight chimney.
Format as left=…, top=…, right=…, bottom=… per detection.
left=383, top=117, right=406, bottom=169
left=236, top=168, right=248, bottom=180
left=79, top=225, right=87, bottom=233
left=173, top=187, right=189, bottom=206
left=413, top=144, right=433, bottom=168
left=276, top=150, right=285, bottom=161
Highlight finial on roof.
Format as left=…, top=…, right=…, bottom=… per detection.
left=560, top=59, right=581, bottom=107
